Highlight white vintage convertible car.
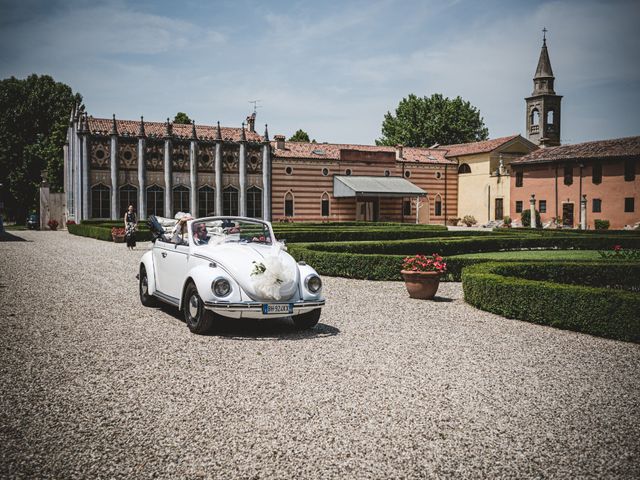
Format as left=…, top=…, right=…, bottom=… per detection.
left=138, top=216, right=325, bottom=334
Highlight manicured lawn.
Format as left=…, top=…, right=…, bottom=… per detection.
left=451, top=250, right=603, bottom=260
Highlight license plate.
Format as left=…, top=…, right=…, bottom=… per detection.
left=262, top=303, right=293, bottom=315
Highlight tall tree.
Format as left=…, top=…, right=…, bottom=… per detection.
left=288, top=129, right=311, bottom=142
left=377, top=93, right=489, bottom=147
left=173, top=112, right=192, bottom=124
left=0, top=75, right=81, bottom=221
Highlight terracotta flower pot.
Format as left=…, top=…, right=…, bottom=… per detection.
left=401, top=270, right=441, bottom=299
left=112, top=234, right=125, bottom=243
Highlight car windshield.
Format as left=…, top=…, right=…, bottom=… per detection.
left=190, top=218, right=273, bottom=247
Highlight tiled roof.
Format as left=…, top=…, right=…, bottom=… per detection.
left=441, top=135, right=523, bottom=157
left=87, top=117, right=264, bottom=142
left=512, top=135, right=640, bottom=164
left=270, top=140, right=455, bottom=165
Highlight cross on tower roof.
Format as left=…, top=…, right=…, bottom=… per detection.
left=542, top=27, right=547, bottom=43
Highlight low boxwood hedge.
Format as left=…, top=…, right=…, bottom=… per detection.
left=462, top=262, right=640, bottom=343
left=302, top=234, right=640, bottom=257
left=68, top=223, right=153, bottom=242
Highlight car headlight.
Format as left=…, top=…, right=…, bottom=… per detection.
left=212, top=278, right=231, bottom=297
left=305, top=274, right=322, bottom=293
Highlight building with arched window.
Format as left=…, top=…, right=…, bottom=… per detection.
left=64, top=113, right=270, bottom=222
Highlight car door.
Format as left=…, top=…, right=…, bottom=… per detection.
left=152, top=239, right=174, bottom=297
left=163, top=243, right=191, bottom=300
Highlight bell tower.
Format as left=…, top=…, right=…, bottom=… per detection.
left=525, top=29, right=562, bottom=147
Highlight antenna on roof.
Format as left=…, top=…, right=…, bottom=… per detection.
left=248, top=99, right=262, bottom=114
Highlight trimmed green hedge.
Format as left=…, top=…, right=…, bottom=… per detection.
left=68, top=223, right=153, bottom=242
left=462, top=262, right=640, bottom=343
left=302, top=234, right=640, bottom=257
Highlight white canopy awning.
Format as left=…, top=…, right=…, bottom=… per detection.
left=333, top=175, right=426, bottom=198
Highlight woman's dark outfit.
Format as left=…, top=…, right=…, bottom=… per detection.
left=125, top=212, right=137, bottom=248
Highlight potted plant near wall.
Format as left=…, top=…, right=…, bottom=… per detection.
left=401, top=254, right=447, bottom=299
left=111, top=227, right=126, bottom=243
left=47, top=219, right=59, bottom=231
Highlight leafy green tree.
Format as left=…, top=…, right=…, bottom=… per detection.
left=288, top=129, right=311, bottom=142
left=377, top=93, right=489, bottom=147
left=521, top=209, right=542, bottom=228
left=173, top=112, right=192, bottom=124
left=0, top=74, right=81, bottom=222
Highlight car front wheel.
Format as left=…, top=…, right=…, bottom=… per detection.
left=292, top=308, right=321, bottom=330
left=184, top=283, right=215, bottom=334
left=139, top=266, right=157, bottom=307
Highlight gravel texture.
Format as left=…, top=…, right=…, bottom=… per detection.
left=1, top=230, right=639, bottom=479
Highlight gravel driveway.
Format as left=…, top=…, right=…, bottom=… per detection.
left=1, top=230, right=639, bottom=479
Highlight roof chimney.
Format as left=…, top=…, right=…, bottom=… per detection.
left=246, top=112, right=256, bottom=133
left=395, top=144, right=404, bottom=160
left=191, top=120, right=198, bottom=140
left=110, top=114, right=118, bottom=135
left=274, top=135, right=286, bottom=150
left=137, top=116, right=146, bottom=137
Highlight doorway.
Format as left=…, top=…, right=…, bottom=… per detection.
left=417, top=197, right=430, bottom=224
left=356, top=199, right=379, bottom=221
left=494, top=198, right=504, bottom=221
left=562, top=203, right=574, bottom=227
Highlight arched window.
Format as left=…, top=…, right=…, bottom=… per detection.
left=458, top=163, right=471, bottom=174
left=321, top=192, right=330, bottom=217
left=119, top=184, right=137, bottom=216
left=531, top=108, right=540, bottom=125
left=223, top=186, right=239, bottom=216
left=247, top=186, right=262, bottom=218
left=172, top=185, right=190, bottom=216
left=284, top=192, right=294, bottom=217
left=91, top=183, right=110, bottom=218
left=434, top=194, right=442, bottom=217
left=198, top=186, right=215, bottom=217
left=146, top=185, right=164, bottom=217
left=547, top=109, right=554, bottom=124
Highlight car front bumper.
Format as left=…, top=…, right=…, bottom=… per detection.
left=203, top=299, right=325, bottom=319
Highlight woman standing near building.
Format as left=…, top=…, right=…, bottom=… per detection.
left=124, top=205, right=137, bottom=250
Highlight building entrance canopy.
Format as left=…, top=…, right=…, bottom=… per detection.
left=333, top=175, right=426, bottom=198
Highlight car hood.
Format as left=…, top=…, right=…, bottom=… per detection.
left=196, top=242, right=299, bottom=301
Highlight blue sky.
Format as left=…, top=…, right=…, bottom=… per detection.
left=1, top=0, right=638, bottom=144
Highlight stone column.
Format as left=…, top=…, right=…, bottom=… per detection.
left=215, top=142, right=223, bottom=216
left=137, top=137, right=146, bottom=220
left=190, top=140, right=198, bottom=216
left=262, top=124, right=271, bottom=221
left=239, top=124, right=247, bottom=217
left=529, top=194, right=536, bottom=228
left=74, top=118, right=81, bottom=221
left=164, top=139, right=172, bottom=218
left=63, top=142, right=69, bottom=222
left=110, top=132, right=118, bottom=219
left=81, top=134, right=89, bottom=220
left=580, top=194, right=587, bottom=230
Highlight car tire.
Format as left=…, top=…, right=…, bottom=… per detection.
left=139, top=266, right=158, bottom=307
left=183, top=282, right=215, bottom=334
left=292, top=308, right=321, bottom=330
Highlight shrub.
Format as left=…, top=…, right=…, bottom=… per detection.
left=599, top=245, right=640, bottom=260
left=521, top=209, right=541, bottom=228
left=68, top=223, right=152, bottom=242
left=447, top=217, right=460, bottom=226
left=595, top=219, right=610, bottom=230
left=503, top=216, right=512, bottom=227
left=462, top=215, right=477, bottom=227
left=462, top=261, right=640, bottom=343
